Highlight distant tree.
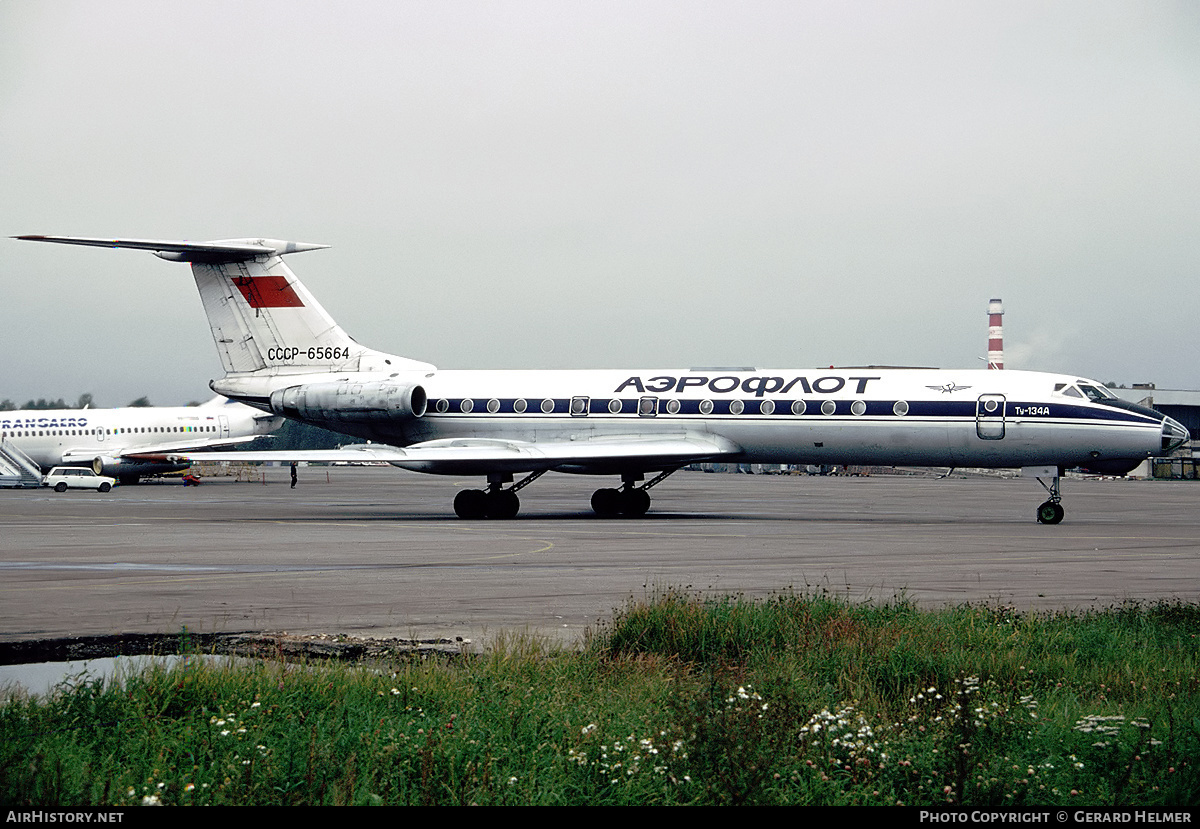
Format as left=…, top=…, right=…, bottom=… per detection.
left=1104, top=382, right=1128, bottom=389
left=127, top=396, right=153, bottom=407
left=186, top=401, right=202, bottom=407
left=4, top=394, right=98, bottom=411
left=244, top=419, right=348, bottom=451
left=23, top=398, right=68, bottom=410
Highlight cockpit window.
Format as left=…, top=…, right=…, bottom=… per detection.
left=1059, top=385, right=1084, bottom=399
left=1078, top=384, right=1116, bottom=402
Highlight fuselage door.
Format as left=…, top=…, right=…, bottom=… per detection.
left=219, top=415, right=230, bottom=438
left=976, top=394, right=1006, bottom=440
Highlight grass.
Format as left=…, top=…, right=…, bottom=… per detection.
left=1, top=590, right=1197, bottom=806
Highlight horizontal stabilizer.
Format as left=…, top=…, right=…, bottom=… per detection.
left=15, top=235, right=328, bottom=263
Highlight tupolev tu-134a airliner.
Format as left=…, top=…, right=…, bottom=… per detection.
left=17, top=235, right=1189, bottom=523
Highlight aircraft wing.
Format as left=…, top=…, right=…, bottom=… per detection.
left=128, top=433, right=740, bottom=475
left=61, top=434, right=267, bottom=463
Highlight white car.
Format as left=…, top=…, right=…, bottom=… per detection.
left=42, top=467, right=116, bottom=493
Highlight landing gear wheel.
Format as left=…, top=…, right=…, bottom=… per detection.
left=454, top=489, right=488, bottom=519
left=1036, top=501, right=1064, bottom=525
left=485, top=489, right=520, bottom=520
left=591, top=488, right=622, bottom=517
left=620, top=488, right=651, bottom=517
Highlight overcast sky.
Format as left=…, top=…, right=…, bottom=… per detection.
left=3, top=0, right=1198, bottom=406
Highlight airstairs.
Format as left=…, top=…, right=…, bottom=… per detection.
left=0, top=439, right=43, bottom=488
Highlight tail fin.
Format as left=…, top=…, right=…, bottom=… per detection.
left=15, top=236, right=435, bottom=380
left=188, top=239, right=367, bottom=375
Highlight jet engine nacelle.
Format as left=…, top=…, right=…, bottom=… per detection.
left=92, top=456, right=189, bottom=480
left=269, top=381, right=428, bottom=423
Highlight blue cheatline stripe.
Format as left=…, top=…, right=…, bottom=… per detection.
left=425, top=398, right=1158, bottom=426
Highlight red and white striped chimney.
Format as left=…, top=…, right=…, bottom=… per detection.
left=987, top=298, right=1004, bottom=370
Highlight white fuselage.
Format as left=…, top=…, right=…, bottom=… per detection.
left=0, top=400, right=279, bottom=473
left=243, top=366, right=1179, bottom=476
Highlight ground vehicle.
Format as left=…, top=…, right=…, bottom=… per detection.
left=42, top=467, right=116, bottom=492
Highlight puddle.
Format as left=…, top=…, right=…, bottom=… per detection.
left=0, top=654, right=230, bottom=698
left=0, top=631, right=472, bottom=700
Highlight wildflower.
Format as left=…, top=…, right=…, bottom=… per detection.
left=141, top=795, right=162, bottom=806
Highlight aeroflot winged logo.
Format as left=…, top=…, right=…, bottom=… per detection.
left=232, top=276, right=304, bottom=308
left=927, top=382, right=972, bottom=394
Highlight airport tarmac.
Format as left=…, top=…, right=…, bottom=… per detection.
left=1, top=468, right=1196, bottom=647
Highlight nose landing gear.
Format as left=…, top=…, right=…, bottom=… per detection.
left=1031, top=468, right=1065, bottom=525
left=1036, top=499, right=1064, bottom=525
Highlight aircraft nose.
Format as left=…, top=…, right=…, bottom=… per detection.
left=1161, top=415, right=1190, bottom=453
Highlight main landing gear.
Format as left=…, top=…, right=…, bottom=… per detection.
left=590, top=469, right=676, bottom=518
left=451, top=469, right=677, bottom=519
left=1033, top=471, right=1065, bottom=525
left=453, top=471, right=545, bottom=519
